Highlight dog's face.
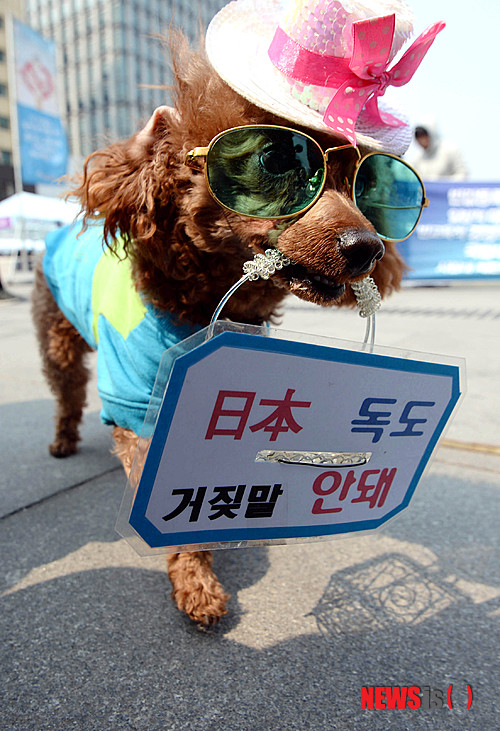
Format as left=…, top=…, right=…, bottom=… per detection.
left=79, top=54, right=405, bottom=325
left=184, top=115, right=403, bottom=309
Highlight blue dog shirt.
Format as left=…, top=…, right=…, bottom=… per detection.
left=43, top=222, right=198, bottom=434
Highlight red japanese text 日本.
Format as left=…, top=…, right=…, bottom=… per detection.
left=205, top=388, right=311, bottom=441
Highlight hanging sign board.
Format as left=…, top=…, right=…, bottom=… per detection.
left=118, top=322, right=464, bottom=554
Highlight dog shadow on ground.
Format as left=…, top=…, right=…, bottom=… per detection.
left=2, top=552, right=498, bottom=730
left=3, top=394, right=499, bottom=728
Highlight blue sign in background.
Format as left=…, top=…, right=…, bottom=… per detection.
left=18, top=105, right=68, bottom=185
left=399, top=181, right=500, bottom=280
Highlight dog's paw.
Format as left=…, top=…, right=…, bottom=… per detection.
left=172, top=584, right=230, bottom=627
left=49, top=439, right=78, bottom=458
left=167, top=552, right=230, bottom=626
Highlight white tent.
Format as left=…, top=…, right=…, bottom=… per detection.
left=0, top=191, right=80, bottom=223
left=0, top=192, right=81, bottom=253
left=0, top=192, right=82, bottom=283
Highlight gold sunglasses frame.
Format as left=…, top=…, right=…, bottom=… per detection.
left=185, top=124, right=429, bottom=242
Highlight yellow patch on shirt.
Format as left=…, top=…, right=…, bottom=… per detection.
left=91, top=243, right=146, bottom=344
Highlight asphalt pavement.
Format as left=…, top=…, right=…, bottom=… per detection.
left=1, top=278, right=499, bottom=730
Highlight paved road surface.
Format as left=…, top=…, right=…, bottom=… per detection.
left=1, top=280, right=499, bottom=730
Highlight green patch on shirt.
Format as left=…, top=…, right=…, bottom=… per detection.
left=91, top=243, right=146, bottom=343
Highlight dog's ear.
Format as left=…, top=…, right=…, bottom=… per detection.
left=71, top=105, right=179, bottom=255
left=131, top=105, right=175, bottom=155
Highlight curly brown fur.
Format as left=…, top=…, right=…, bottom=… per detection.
left=32, top=263, right=92, bottom=457
left=69, top=34, right=405, bottom=325
left=167, top=551, right=230, bottom=626
left=111, top=426, right=143, bottom=478
left=33, top=32, right=406, bottom=625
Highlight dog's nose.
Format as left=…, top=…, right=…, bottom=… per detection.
left=338, top=229, right=385, bottom=277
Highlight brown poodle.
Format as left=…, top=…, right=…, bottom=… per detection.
left=31, top=34, right=406, bottom=626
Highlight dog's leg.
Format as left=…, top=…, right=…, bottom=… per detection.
left=32, top=264, right=91, bottom=457
left=111, top=425, right=145, bottom=476
left=113, top=425, right=230, bottom=625
left=166, top=552, right=230, bottom=626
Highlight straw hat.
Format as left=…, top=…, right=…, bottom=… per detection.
left=206, top=0, right=445, bottom=155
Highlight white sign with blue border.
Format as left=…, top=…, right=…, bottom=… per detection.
left=122, top=322, right=463, bottom=552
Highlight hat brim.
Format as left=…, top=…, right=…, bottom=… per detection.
left=206, top=0, right=413, bottom=156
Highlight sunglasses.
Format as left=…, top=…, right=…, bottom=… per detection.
left=185, top=124, right=428, bottom=242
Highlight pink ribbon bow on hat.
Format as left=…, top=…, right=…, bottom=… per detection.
left=269, top=14, right=445, bottom=145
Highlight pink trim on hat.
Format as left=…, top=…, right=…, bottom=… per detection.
left=268, top=26, right=351, bottom=87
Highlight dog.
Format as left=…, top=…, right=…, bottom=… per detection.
left=31, top=0, right=443, bottom=625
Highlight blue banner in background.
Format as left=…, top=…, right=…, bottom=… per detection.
left=12, top=19, right=68, bottom=185
left=399, top=181, right=500, bottom=280
left=18, top=105, right=68, bottom=184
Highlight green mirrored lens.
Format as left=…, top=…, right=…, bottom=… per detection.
left=354, top=154, right=424, bottom=240
left=206, top=127, right=325, bottom=218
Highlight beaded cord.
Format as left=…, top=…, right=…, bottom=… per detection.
left=209, top=247, right=381, bottom=348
